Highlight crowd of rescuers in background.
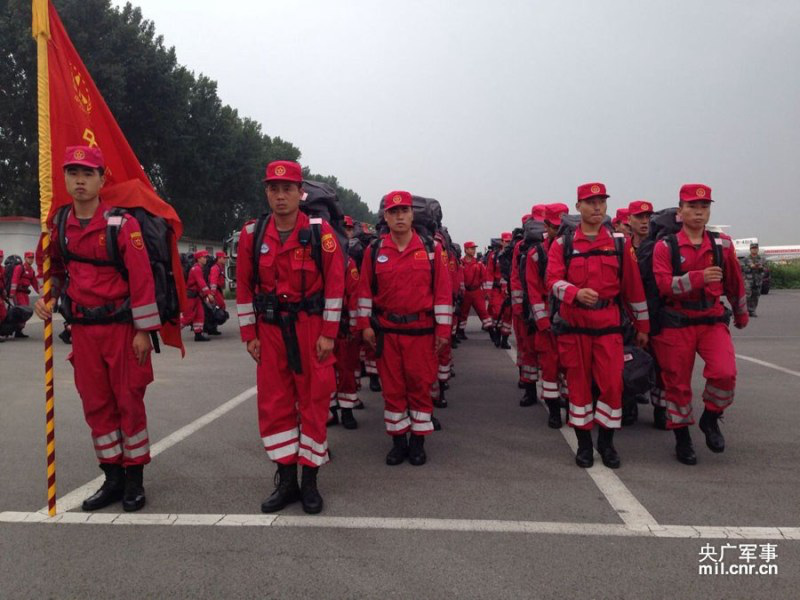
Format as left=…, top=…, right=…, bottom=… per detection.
left=15, top=147, right=751, bottom=516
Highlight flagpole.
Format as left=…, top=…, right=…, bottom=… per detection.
left=33, top=0, right=56, bottom=517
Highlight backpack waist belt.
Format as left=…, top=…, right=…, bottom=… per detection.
left=253, top=291, right=324, bottom=374
left=660, top=306, right=731, bottom=329
left=369, top=308, right=435, bottom=359
left=59, top=296, right=132, bottom=326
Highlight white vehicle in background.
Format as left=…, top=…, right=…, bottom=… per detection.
left=222, top=230, right=240, bottom=290
left=733, top=237, right=800, bottom=262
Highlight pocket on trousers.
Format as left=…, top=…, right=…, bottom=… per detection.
left=557, top=336, right=580, bottom=368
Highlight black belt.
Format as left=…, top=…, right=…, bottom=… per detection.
left=374, top=307, right=433, bottom=325
left=254, top=292, right=324, bottom=374
left=370, top=311, right=435, bottom=359
left=551, top=314, right=623, bottom=337
left=187, top=289, right=200, bottom=299
left=660, top=307, right=731, bottom=329
left=60, top=296, right=132, bottom=326
left=465, top=285, right=481, bottom=292
left=668, top=298, right=718, bottom=311
left=575, top=298, right=613, bottom=310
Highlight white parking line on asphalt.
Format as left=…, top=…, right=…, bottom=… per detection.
left=37, top=386, right=257, bottom=515
left=505, top=346, right=660, bottom=531
left=736, top=354, right=800, bottom=378
left=2, top=511, right=799, bottom=540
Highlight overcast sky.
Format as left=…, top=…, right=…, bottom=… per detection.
left=112, top=0, right=799, bottom=245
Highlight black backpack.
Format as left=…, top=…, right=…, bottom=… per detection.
left=376, top=194, right=440, bottom=239
left=518, top=220, right=548, bottom=325
left=180, top=253, right=195, bottom=281
left=3, top=255, right=23, bottom=296
left=636, top=208, right=723, bottom=335
left=54, top=205, right=181, bottom=332
left=251, top=179, right=349, bottom=291
left=622, top=345, right=655, bottom=397
left=497, top=244, right=515, bottom=282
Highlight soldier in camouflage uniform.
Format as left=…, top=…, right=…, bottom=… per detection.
left=740, top=242, right=765, bottom=317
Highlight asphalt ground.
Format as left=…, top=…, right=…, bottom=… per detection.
left=1, top=292, right=798, bottom=598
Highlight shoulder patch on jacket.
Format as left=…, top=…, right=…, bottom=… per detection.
left=321, top=232, right=337, bottom=253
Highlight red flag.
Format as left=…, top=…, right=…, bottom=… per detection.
left=42, top=2, right=186, bottom=354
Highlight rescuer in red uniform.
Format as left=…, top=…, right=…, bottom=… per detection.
left=546, top=183, right=650, bottom=469
left=457, top=241, right=492, bottom=336
left=34, top=145, right=159, bottom=512
left=236, top=160, right=344, bottom=514
left=9, top=251, right=39, bottom=338
left=184, top=250, right=214, bottom=341
left=650, top=184, right=748, bottom=465
left=357, top=191, right=452, bottom=466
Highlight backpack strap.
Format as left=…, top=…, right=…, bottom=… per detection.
left=55, top=205, right=124, bottom=272
left=308, top=217, right=325, bottom=277
left=369, top=237, right=383, bottom=296
left=251, top=213, right=271, bottom=292
left=534, top=242, right=547, bottom=281
left=666, top=234, right=681, bottom=275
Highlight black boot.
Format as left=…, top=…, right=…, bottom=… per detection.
left=674, top=427, right=697, bottom=465
left=327, top=407, right=339, bottom=426
left=500, top=335, right=511, bottom=349
left=434, top=386, right=448, bottom=408
left=261, top=463, right=300, bottom=513
left=653, top=406, right=667, bottom=430
left=622, top=401, right=638, bottom=427
left=699, top=409, right=725, bottom=453
left=545, top=398, right=563, bottom=429
left=81, top=463, right=125, bottom=511
left=451, top=335, right=460, bottom=348
left=340, top=408, right=358, bottom=430
left=575, top=429, right=594, bottom=468
left=490, top=327, right=500, bottom=347
left=369, top=374, right=382, bottom=392
left=121, top=465, right=146, bottom=512
left=408, top=434, right=427, bottom=466
left=354, top=399, right=365, bottom=410
left=386, top=434, right=409, bottom=466
left=194, top=332, right=210, bottom=342
left=300, top=466, right=323, bottom=514
left=208, top=327, right=222, bottom=336
left=597, top=428, right=621, bottom=469
left=14, top=330, right=29, bottom=339
left=431, top=415, right=443, bottom=431
left=519, top=383, right=537, bottom=406
left=457, top=329, right=468, bottom=340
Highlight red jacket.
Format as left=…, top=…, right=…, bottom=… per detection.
left=11, top=263, right=40, bottom=296
left=343, top=256, right=360, bottom=334
left=49, top=201, right=160, bottom=331
left=186, top=263, right=210, bottom=296
left=525, top=238, right=553, bottom=331
left=462, top=256, right=489, bottom=292
left=209, top=264, right=225, bottom=291
left=653, top=229, right=747, bottom=325
left=235, top=211, right=345, bottom=342
left=510, top=240, right=524, bottom=316
left=546, top=226, right=650, bottom=334
left=356, top=233, right=453, bottom=339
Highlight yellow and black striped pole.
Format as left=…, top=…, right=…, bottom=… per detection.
left=33, top=0, right=57, bottom=517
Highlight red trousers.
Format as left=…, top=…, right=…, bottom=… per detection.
left=257, top=314, right=335, bottom=467
left=437, top=341, right=452, bottom=383
left=513, top=315, right=538, bottom=383
left=556, top=306, right=624, bottom=430
left=458, top=289, right=492, bottom=330
left=536, top=329, right=561, bottom=402
left=363, top=343, right=379, bottom=375
left=650, top=323, right=736, bottom=428
left=212, top=290, right=225, bottom=310
left=182, top=296, right=205, bottom=333
left=334, top=336, right=361, bottom=408
left=488, top=288, right=512, bottom=335
left=378, top=332, right=436, bottom=437
left=69, top=323, right=153, bottom=466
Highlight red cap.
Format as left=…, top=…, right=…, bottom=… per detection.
left=215, top=251, right=226, bottom=258
left=63, top=145, right=105, bottom=169
left=500, top=232, right=512, bottom=242
left=194, top=250, right=209, bottom=260
left=24, top=251, right=34, bottom=259
left=615, top=208, right=630, bottom=224
left=344, top=215, right=354, bottom=227
left=680, top=183, right=713, bottom=202
left=383, top=190, right=413, bottom=210
left=627, top=200, right=654, bottom=216
left=521, top=214, right=532, bottom=224
left=544, top=203, right=569, bottom=227
left=464, top=241, right=477, bottom=249
left=577, top=182, right=609, bottom=202
left=531, top=204, right=547, bottom=222
left=264, top=160, right=303, bottom=183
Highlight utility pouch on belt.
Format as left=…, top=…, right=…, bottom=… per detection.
left=254, top=291, right=324, bottom=374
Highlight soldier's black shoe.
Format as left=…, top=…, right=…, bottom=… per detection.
left=431, top=416, right=442, bottom=431
left=386, top=434, right=409, bottom=466
left=500, top=335, right=511, bottom=350
left=354, top=400, right=365, bottom=410
left=208, top=329, right=222, bottom=335
left=699, top=410, right=725, bottom=453
left=545, top=398, right=563, bottom=429
left=434, top=387, right=448, bottom=409
left=369, top=375, right=382, bottom=392
left=261, top=463, right=300, bottom=513
left=653, top=406, right=668, bottom=430
left=457, top=329, right=468, bottom=340
left=14, top=330, right=29, bottom=339
left=597, top=428, right=620, bottom=469
left=408, top=434, right=427, bottom=466
left=519, top=383, right=537, bottom=406
left=81, top=463, right=124, bottom=511
left=490, top=328, right=500, bottom=346
left=518, top=379, right=526, bottom=389
left=58, top=329, right=72, bottom=344
left=300, top=466, right=323, bottom=514
left=575, top=429, right=594, bottom=468
left=327, top=407, right=339, bottom=426
left=674, top=427, right=697, bottom=465
left=340, top=408, right=358, bottom=430
left=622, top=402, right=638, bottom=427
left=194, top=332, right=210, bottom=342
left=122, top=465, right=146, bottom=512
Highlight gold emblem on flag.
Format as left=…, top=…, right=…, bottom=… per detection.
left=69, top=63, right=93, bottom=115
left=591, top=184, right=601, bottom=194
left=274, top=165, right=287, bottom=176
